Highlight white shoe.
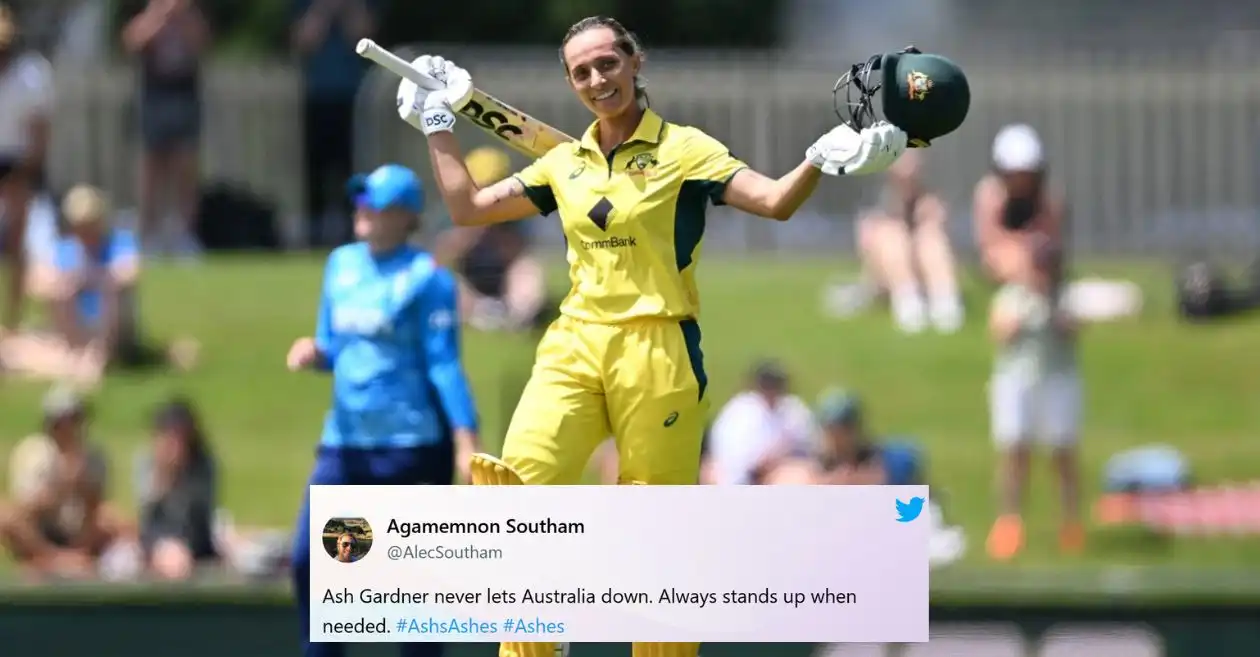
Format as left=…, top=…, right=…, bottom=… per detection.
left=929, top=297, right=965, bottom=334
left=892, top=293, right=927, bottom=334
left=821, top=280, right=878, bottom=318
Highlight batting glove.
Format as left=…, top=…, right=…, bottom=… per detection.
left=806, top=122, right=908, bottom=176
left=396, top=55, right=474, bottom=137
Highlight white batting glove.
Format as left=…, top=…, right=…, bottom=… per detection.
left=806, top=121, right=908, bottom=176
left=396, top=55, right=474, bottom=137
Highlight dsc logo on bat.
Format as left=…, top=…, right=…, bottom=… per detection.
left=459, top=99, right=525, bottom=142
left=424, top=114, right=454, bottom=129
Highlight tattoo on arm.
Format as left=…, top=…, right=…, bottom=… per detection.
left=488, top=177, right=526, bottom=202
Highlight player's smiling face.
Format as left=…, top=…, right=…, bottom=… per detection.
left=563, top=27, right=639, bottom=119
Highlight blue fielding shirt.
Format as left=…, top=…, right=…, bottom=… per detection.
left=315, top=242, right=478, bottom=449
left=53, top=228, right=140, bottom=329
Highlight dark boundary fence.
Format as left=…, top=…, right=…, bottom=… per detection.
left=3, top=587, right=1259, bottom=657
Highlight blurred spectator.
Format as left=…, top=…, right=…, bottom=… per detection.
left=54, top=0, right=111, bottom=62
left=986, top=237, right=1083, bottom=561
left=838, top=151, right=964, bottom=333
left=756, top=388, right=925, bottom=487
left=973, top=123, right=1067, bottom=284
left=291, top=0, right=378, bottom=247
left=122, top=0, right=211, bottom=257
left=22, top=189, right=58, bottom=265
left=0, top=385, right=134, bottom=580
left=705, top=361, right=816, bottom=485
left=4, top=185, right=198, bottom=384
left=435, top=147, right=551, bottom=332
left=812, top=389, right=887, bottom=485
left=133, top=397, right=218, bottom=580
left=0, top=3, right=53, bottom=330
left=588, top=438, right=620, bottom=484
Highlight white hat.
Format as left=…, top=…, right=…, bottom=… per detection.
left=61, top=184, right=110, bottom=227
left=991, top=123, right=1045, bottom=172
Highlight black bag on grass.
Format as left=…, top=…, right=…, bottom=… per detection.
left=1177, top=261, right=1240, bottom=320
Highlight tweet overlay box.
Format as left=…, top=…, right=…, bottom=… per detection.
left=311, top=485, right=929, bottom=643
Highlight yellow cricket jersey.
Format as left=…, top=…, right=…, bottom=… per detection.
left=514, top=109, right=747, bottom=324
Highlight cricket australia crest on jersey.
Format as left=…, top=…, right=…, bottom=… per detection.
left=624, top=151, right=660, bottom=178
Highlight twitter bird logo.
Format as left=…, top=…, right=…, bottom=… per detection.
left=896, top=497, right=925, bottom=523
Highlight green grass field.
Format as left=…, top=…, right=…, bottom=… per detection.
left=1, top=255, right=1258, bottom=578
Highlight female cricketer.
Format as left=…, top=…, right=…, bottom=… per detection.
left=397, top=16, right=924, bottom=657
left=285, top=163, right=480, bottom=657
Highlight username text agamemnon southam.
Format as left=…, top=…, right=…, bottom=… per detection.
left=387, top=517, right=586, bottom=538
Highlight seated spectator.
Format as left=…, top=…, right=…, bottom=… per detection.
left=434, top=147, right=552, bottom=333
left=757, top=388, right=925, bottom=486
left=705, top=361, right=817, bottom=485
left=840, top=151, right=965, bottom=333
left=133, top=397, right=218, bottom=580
left=588, top=438, right=620, bottom=484
left=813, top=389, right=887, bottom=484
left=0, top=385, right=133, bottom=579
left=2, top=184, right=197, bottom=384
left=758, top=459, right=819, bottom=485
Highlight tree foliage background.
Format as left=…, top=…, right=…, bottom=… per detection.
left=111, top=0, right=782, bottom=57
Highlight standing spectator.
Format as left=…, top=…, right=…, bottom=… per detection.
left=973, top=123, right=1067, bottom=284
left=133, top=398, right=218, bottom=580
left=291, top=0, right=378, bottom=247
left=986, top=237, right=1083, bottom=561
left=0, top=4, right=52, bottom=331
left=0, top=386, right=133, bottom=580
left=122, top=0, right=211, bottom=257
left=705, top=361, right=817, bottom=485
left=844, top=151, right=965, bottom=333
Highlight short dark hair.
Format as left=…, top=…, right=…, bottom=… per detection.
left=559, top=16, right=649, bottom=108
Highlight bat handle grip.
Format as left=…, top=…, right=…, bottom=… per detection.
left=356, top=38, right=445, bottom=93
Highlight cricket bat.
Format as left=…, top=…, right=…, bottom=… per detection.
left=356, top=39, right=575, bottom=159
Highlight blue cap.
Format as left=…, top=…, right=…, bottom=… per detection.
left=347, top=164, right=424, bottom=213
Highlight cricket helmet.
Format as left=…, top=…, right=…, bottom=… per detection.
left=834, top=46, right=970, bottom=148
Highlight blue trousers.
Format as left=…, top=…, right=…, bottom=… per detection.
left=293, top=443, right=454, bottom=657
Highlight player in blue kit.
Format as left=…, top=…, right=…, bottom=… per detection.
left=286, top=163, right=481, bottom=657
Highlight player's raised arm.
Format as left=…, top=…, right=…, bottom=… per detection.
left=721, top=161, right=821, bottom=222
left=726, top=47, right=972, bottom=222
left=678, top=117, right=904, bottom=222
left=429, top=133, right=543, bottom=227
left=393, top=56, right=541, bottom=227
